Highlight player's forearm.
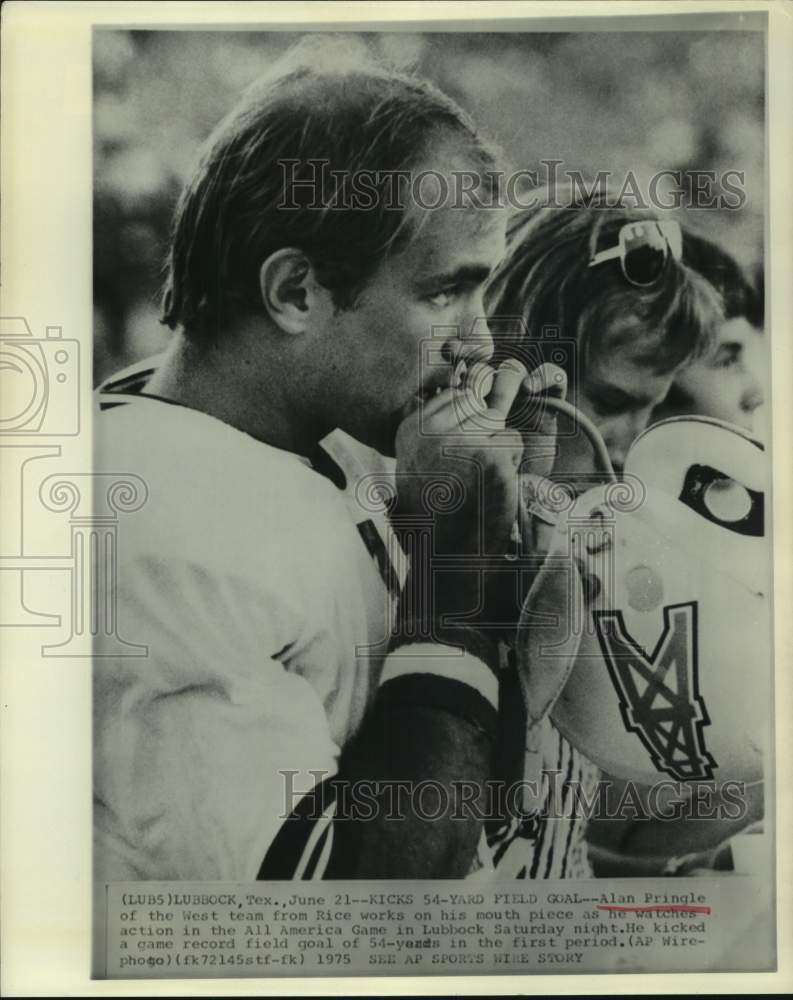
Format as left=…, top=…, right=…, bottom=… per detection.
left=325, top=556, right=500, bottom=877
left=328, top=700, right=495, bottom=878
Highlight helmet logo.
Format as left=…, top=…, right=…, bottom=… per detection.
left=593, top=602, right=717, bottom=781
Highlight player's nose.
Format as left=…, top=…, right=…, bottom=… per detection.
left=741, top=375, right=764, bottom=414
left=443, top=316, right=494, bottom=366
left=604, top=414, right=648, bottom=472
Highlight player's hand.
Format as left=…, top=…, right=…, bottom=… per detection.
left=394, top=358, right=527, bottom=558
left=507, top=362, right=567, bottom=481
left=391, top=360, right=527, bottom=628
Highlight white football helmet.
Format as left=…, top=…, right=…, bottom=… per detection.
left=518, top=416, right=769, bottom=787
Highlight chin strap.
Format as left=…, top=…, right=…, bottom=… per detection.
left=514, top=394, right=617, bottom=537
left=510, top=396, right=617, bottom=732
left=537, top=395, right=618, bottom=482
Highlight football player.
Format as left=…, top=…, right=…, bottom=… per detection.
left=94, top=38, right=563, bottom=882
left=486, top=194, right=723, bottom=480
left=655, top=232, right=765, bottom=434
left=484, top=192, right=724, bottom=875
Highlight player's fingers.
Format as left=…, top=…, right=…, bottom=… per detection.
left=464, top=361, right=495, bottom=408
left=456, top=416, right=523, bottom=444
left=487, top=358, right=528, bottom=421
left=457, top=406, right=507, bottom=436
left=419, top=388, right=483, bottom=433
left=455, top=418, right=525, bottom=471
left=423, top=388, right=488, bottom=434
left=419, top=385, right=459, bottom=418
left=419, top=360, right=496, bottom=421
left=523, top=362, right=568, bottom=402
left=496, top=426, right=525, bottom=467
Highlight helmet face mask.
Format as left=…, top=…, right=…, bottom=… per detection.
left=519, top=417, right=770, bottom=789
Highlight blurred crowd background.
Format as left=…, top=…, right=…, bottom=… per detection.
left=93, top=28, right=764, bottom=384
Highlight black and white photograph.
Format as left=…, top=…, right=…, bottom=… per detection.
left=2, top=2, right=790, bottom=994
left=87, top=12, right=775, bottom=977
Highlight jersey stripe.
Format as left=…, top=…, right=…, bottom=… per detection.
left=294, top=801, right=337, bottom=880
left=544, top=736, right=575, bottom=878
left=256, top=777, right=336, bottom=879
left=357, top=519, right=401, bottom=599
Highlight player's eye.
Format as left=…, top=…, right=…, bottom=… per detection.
left=591, top=390, right=632, bottom=416
left=713, top=344, right=742, bottom=369
left=426, top=288, right=457, bottom=308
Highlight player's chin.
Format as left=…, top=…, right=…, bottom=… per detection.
left=347, top=410, right=400, bottom=459
left=359, top=394, right=422, bottom=457
left=378, top=416, right=402, bottom=459
left=386, top=397, right=422, bottom=454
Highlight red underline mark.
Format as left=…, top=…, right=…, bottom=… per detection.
left=597, top=905, right=711, bottom=915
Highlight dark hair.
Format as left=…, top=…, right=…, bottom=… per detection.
left=486, top=189, right=723, bottom=376
left=161, top=36, right=500, bottom=340
left=682, top=232, right=764, bottom=328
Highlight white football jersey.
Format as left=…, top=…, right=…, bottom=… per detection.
left=94, top=358, right=595, bottom=882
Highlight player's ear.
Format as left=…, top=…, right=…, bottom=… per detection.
left=259, top=248, right=326, bottom=335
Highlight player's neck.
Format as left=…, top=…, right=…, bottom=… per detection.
left=147, top=330, right=323, bottom=458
